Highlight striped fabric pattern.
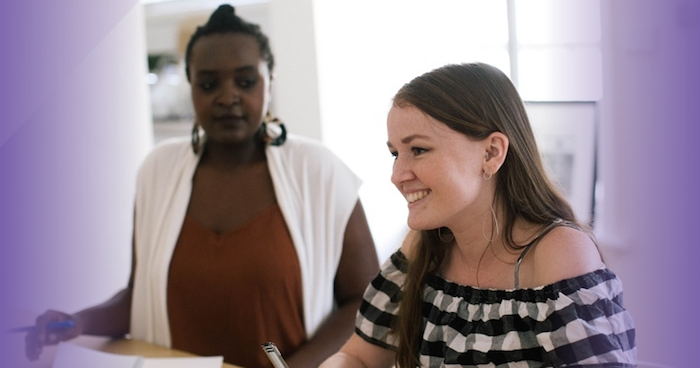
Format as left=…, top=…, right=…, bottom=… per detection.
left=356, top=251, right=637, bottom=367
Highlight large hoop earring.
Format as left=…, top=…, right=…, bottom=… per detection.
left=437, top=227, right=454, bottom=243
left=261, top=112, right=287, bottom=146
left=191, top=122, right=200, bottom=154
left=269, top=122, right=287, bottom=146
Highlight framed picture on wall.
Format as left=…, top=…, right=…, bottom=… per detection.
left=525, top=101, right=597, bottom=224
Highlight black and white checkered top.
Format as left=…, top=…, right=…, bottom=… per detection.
left=355, top=250, right=637, bottom=367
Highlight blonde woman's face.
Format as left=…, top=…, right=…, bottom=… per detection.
left=387, top=105, right=492, bottom=232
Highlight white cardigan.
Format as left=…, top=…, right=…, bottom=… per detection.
left=130, top=134, right=362, bottom=347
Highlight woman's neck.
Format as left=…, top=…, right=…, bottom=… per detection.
left=200, top=138, right=266, bottom=168
left=449, top=204, right=496, bottom=261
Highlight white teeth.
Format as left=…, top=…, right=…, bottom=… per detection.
left=406, top=190, right=429, bottom=203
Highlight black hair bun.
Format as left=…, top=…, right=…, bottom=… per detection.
left=208, top=4, right=236, bottom=27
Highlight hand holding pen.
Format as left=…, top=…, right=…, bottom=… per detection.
left=17, top=310, right=82, bottom=361
left=7, top=319, right=76, bottom=333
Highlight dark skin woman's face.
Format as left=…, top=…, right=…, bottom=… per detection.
left=188, top=33, right=271, bottom=146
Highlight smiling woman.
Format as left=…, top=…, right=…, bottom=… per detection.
left=320, top=62, right=636, bottom=368
left=387, top=105, right=495, bottom=232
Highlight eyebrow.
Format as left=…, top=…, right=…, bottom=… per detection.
left=403, top=134, right=431, bottom=144
left=386, top=134, right=431, bottom=148
left=196, top=65, right=258, bottom=75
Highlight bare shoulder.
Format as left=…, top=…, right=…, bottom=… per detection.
left=528, top=225, right=604, bottom=286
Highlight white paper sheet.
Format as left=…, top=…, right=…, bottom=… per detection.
left=141, top=356, right=223, bottom=368
left=51, top=342, right=223, bottom=368
left=52, top=342, right=142, bottom=368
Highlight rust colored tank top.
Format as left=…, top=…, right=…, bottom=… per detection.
left=167, top=204, right=306, bottom=368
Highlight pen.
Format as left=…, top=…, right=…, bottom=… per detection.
left=262, top=342, right=290, bottom=368
left=6, top=320, right=75, bottom=333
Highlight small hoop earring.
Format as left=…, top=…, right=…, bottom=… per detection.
left=483, top=170, right=493, bottom=180
left=437, top=227, right=454, bottom=243
left=191, top=122, right=200, bottom=154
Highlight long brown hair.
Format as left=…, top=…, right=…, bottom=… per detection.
left=391, top=63, right=582, bottom=367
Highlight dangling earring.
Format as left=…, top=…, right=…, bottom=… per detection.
left=484, top=202, right=517, bottom=264
left=483, top=152, right=493, bottom=180
left=191, top=122, right=200, bottom=154
left=482, top=204, right=500, bottom=242
left=261, top=111, right=287, bottom=146
left=437, top=227, right=454, bottom=243
left=268, top=122, right=287, bottom=146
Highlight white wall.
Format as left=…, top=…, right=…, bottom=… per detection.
left=268, top=0, right=323, bottom=140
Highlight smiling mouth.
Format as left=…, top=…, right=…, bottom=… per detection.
left=406, top=190, right=430, bottom=203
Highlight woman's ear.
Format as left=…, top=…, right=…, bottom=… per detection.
left=483, top=132, right=509, bottom=174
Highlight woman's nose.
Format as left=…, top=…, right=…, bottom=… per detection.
left=391, top=156, right=415, bottom=187
left=217, top=83, right=241, bottom=106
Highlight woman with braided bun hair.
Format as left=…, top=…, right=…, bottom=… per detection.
left=24, top=4, right=379, bottom=367
left=320, top=63, right=636, bottom=367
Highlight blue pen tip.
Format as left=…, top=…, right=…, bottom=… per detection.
left=5, top=319, right=75, bottom=334
left=48, top=320, right=75, bottom=330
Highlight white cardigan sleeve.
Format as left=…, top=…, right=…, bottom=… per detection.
left=130, top=137, right=198, bottom=347
left=266, top=134, right=363, bottom=337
